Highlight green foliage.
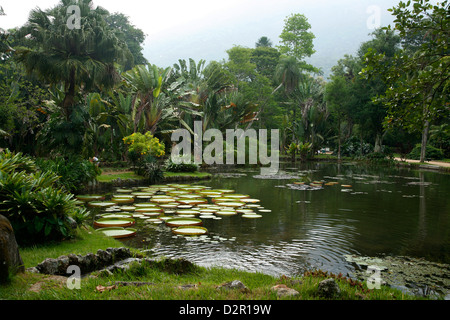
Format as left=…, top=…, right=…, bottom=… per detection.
left=278, top=13, right=316, bottom=64
left=0, top=150, right=86, bottom=245
left=35, top=156, right=101, bottom=192
left=340, top=137, right=373, bottom=157
left=123, top=132, right=165, bottom=159
left=137, top=161, right=164, bottom=184
left=164, top=159, right=198, bottom=173
left=407, top=144, right=444, bottom=161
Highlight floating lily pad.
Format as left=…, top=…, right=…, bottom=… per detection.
left=176, top=209, right=200, bottom=215
left=115, top=188, right=133, bottom=193
left=88, top=201, right=116, bottom=208
left=242, top=213, right=262, bottom=219
left=240, top=198, right=261, bottom=203
left=100, top=213, right=133, bottom=219
left=172, top=226, right=208, bottom=236
left=177, top=198, right=208, bottom=205
left=216, top=210, right=237, bottom=216
left=165, top=217, right=203, bottom=227
left=134, top=202, right=159, bottom=208
left=120, top=206, right=136, bottom=211
left=94, top=217, right=135, bottom=228
left=216, top=201, right=245, bottom=208
left=223, top=194, right=250, bottom=199
left=76, top=195, right=105, bottom=202
left=96, top=227, right=137, bottom=239
left=151, top=197, right=177, bottom=204
left=111, top=197, right=135, bottom=204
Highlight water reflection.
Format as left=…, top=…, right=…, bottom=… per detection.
left=118, top=162, right=449, bottom=293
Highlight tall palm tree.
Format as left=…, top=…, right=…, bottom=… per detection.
left=14, top=0, right=130, bottom=119
left=122, top=64, right=172, bottom=134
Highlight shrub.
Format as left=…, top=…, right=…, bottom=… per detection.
left=35, top=155, right=101, bottom=192
left=0, top=150, right=86, bottom=245
left=164, top=159, right=198, bottom=173
left=407, top=144, right=444, bottom=161
left=123, top=132, right=165, bottom=161
left=339, top=137, right=372, bottom=157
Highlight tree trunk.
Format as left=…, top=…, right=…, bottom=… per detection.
left=62, top=67, right=76, bottom=120
left=374, top=133, right=382, bottom=153
left=420, top=120, right=429, bottom=163
left=337, top=120, right=341, bottom=161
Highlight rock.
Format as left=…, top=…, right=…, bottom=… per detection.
left=96, top=249, right=113, bottom=267
left=271, top=284, right=299, bottom=298
left=36, top=258, right=58, bottom=275
left=217, top=280, right=249, bottom=292
left=0, top=214, right=25, bottom=283
left=317, top=278, right=341, bottom=298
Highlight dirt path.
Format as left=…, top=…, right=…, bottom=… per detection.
left=394, top=158, right=450, bottom=168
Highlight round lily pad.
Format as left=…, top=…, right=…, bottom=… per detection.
left=177, top=198, right=208, bottom=205
left=172, top=226, right=208, bottom=236
left=242, top=213, right=263, bottom=219
left=76, top=195, right=105, bottom=202
left=94, top=217, right=135, bottom=228
left=88, top=201, right=116, bottom=208
left=111, top=197, right=135, bottom=204
left=216, top=201, right=246, bottom=208
left=96, top=227, right=137, bottom=239
left=165, top=217, right=203, bottom=227
left=115, top=188, right=133, bottom=193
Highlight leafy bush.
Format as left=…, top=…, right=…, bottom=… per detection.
left=123, top=132, right=165, bottom=160
left=340, top=137, right=372, bottom=157
left=35, top=155, right=101, bottom=192
left=0, top=150, right=87, bottom=245
left=407, top=144, right=444, bottom=161
left=164, top=159, right=198, bottom=173
left=138, top=161, right=164, bottom=184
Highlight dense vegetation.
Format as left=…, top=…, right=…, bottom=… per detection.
left=0, top=0, right=448, bottom=243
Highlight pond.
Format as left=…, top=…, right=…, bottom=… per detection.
left=83, top=161, right=450, bottom=297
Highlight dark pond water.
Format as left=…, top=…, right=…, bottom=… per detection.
left=96, top=161, right=450, bottom=296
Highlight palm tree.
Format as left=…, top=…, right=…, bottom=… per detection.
left=122, top=64, right=172, bottom=134
left=255, top=36, right=273, bottom=48
left=14, top=0, right=130, bottom=119
left=274, top=56, right=302, bottom=96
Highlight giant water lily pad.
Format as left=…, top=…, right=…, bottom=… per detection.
left=111, top=197, right=135, bottom=204
left=172, top=226, right=208, bottom=236
left=96, top=227, right=137, bottom=239
left=76, top=195, right=105, bottom=202
left=88, top=201, right=116, bottom=208
left=242, top=213, right=262, bottom=219
left=216, top=201, right=245, bottom=208
left=94, top=217, right=135, bottom=228
left=100, top=213, right=133, bottom=219
left=177, top=198, right=208, bottom=205
left=134, top=202, right=159, bottom=208
left=165, top=217, right=203, bottom=227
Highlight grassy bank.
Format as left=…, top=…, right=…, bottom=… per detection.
left=96, top=168, right=211, bottom=184
left=0, top=227, right=421, bottom=301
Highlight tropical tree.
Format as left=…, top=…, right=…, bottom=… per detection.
left=255, top=36, right=273, bottom=48
left=122, top=63, right=172, bottom=134
left=14, top=0, right=131, bottom=120
left=362, top=0, right=449, bottom=162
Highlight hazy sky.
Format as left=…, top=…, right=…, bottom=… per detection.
left=0, top=0, right=400, bottom=76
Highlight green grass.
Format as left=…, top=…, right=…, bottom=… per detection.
left=18, top=227, right=128, bottom=268
left=163, top=171, right=212, bottom=178
left=0, top=227, right=422, bottom=301
left=96, top=169, right=211, bottom=183
left=96, top=171, right=145, bottom=182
